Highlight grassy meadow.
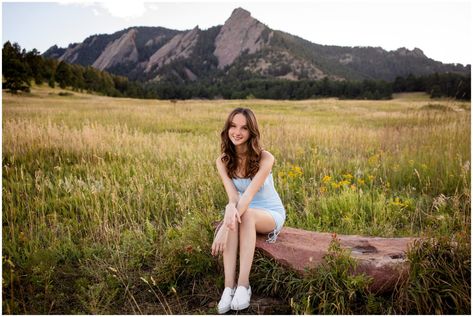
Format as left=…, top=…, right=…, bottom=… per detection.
left=2, top=86, right=471, bottom=314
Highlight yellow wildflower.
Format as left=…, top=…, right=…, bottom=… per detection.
left=291, top=165, right=303, bottom=176
left=368, top=154, right=380, bottom=166
left=392, top=197, right=409, bottom=208
left=322, top=175, right=331, bottom=183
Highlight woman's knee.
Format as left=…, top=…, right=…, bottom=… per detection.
left=240, top=209, right=255, bottom=226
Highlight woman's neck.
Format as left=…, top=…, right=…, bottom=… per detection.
left=235, top=144, right=248, bottom=157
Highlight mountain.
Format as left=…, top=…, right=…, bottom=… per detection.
left=43, top=7, right=470, bottom=83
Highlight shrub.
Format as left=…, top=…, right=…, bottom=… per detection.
left=58, top=92, right=74, bottom=96
left=153, top=210, right=217, bottom=290
left=252, top=235, right=376, bottom=314
left=394, top=234, right=471, bottom=314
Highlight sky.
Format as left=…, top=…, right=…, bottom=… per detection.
left=2, top=0, right=472, bottom=65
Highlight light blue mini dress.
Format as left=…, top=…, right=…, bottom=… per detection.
left=232, top=173, right=286, bottom=243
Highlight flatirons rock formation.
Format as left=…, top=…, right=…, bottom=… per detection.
left=213, top=8, right=272, bottom=69
left=43, top=7, right=470, bottom=82
left=145, top=26, right=200, bottom=74
left=256, top=227, right=417, bottom=293
left=93, top=28, right=139, bottom=70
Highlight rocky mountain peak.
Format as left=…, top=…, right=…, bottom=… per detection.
left=213, top=8, right=272, bottom=69
left=229, top=7, right=251, bottom=20
left=411, top=47, right=425, bottom=58
left=41, top=7, right=469, bottom=84
left=395, top=47, right=425, bottom=58
left=43, top=44, right=64, bottom=59
left=92, top=28, right=139, bottom=70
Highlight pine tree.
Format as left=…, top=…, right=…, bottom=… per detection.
left=2, top=42, right=31, bottom=93
left=55, top=61, right=73, bottom=89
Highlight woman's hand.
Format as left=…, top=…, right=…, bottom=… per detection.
left=211, top=224, right=228, bottom=256
left=224, top=203, right=241, bottom=231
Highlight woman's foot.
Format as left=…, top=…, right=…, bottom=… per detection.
left=230, top=285, right=251, bottom=311
left=217, top=287, right=235, bottom=314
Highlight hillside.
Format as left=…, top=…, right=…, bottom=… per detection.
left=43, top=7, right=470, bottom=83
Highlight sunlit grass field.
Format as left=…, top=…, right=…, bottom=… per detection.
left=2, top=86, right=470, bottom=314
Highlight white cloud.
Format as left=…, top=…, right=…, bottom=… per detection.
left=57, top=1, right=147, bottom=19
left=57, top=1, right=95, bottom=7
left=147, top=3, right=159, bottom=11
left=98, top=2, right=147, bottom=19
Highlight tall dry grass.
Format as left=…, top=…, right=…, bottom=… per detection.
left=2, top=86, right=470, bottom=313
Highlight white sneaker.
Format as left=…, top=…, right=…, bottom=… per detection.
left=217, top=287, right=235, bottom=314
left=230, top=285, right=251, bottom=311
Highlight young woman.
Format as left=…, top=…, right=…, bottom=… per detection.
left=211, top=108, right=286, bottom=313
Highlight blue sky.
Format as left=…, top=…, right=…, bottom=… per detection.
left=2, top=1, right=472, bottom=65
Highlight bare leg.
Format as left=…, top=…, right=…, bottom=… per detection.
left=223, top=221, right=239, bottom=288
left=237, top=208, right=276, bottom=287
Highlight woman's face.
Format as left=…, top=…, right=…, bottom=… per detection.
left=228, top=113, right=250, bottom=147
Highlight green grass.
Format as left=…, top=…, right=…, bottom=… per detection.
left=2, top=85, right=470, bottom=314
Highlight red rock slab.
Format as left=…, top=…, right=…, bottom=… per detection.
left=256, top=227, right=418, bottom=294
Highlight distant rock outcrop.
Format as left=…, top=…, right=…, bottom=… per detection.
left=395, top=47, right=426, bottom=58
left=145, top=27, right=200, bottom=73
left=145, top=35, right=166, bottom=47
left=42, top=7, right=470, bottom=82
left=58, top=42, right=83, bottom=64
left=213, top=7, right=273, bottom=69
left=244, top=50, right=326, bottom=80
left=93, top=29, right=139, bottom=70
left=42, top=45, right=66, bottom=59
left=255, top=227, right=417, bottom=294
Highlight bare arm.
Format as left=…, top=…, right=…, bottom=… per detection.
left=216, top=156, right=240, bottom=206
left=235, top=151, right=274, bottom=217
left=212, top=156, right=241, bottom=255
left=216, top=156, right=242, bottom=232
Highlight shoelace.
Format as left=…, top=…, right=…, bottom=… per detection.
left=266, top=228, right=280, bottom=243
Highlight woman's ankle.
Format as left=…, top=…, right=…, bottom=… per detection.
left=236, top=282, right=250, bottom=288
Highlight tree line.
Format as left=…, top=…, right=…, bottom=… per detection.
left=2, top=41, right=470, bottom=100
left=393, top=73, right=470, bottom=100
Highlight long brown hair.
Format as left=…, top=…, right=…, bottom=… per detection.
left=220, top=108, right=262, bottom=179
